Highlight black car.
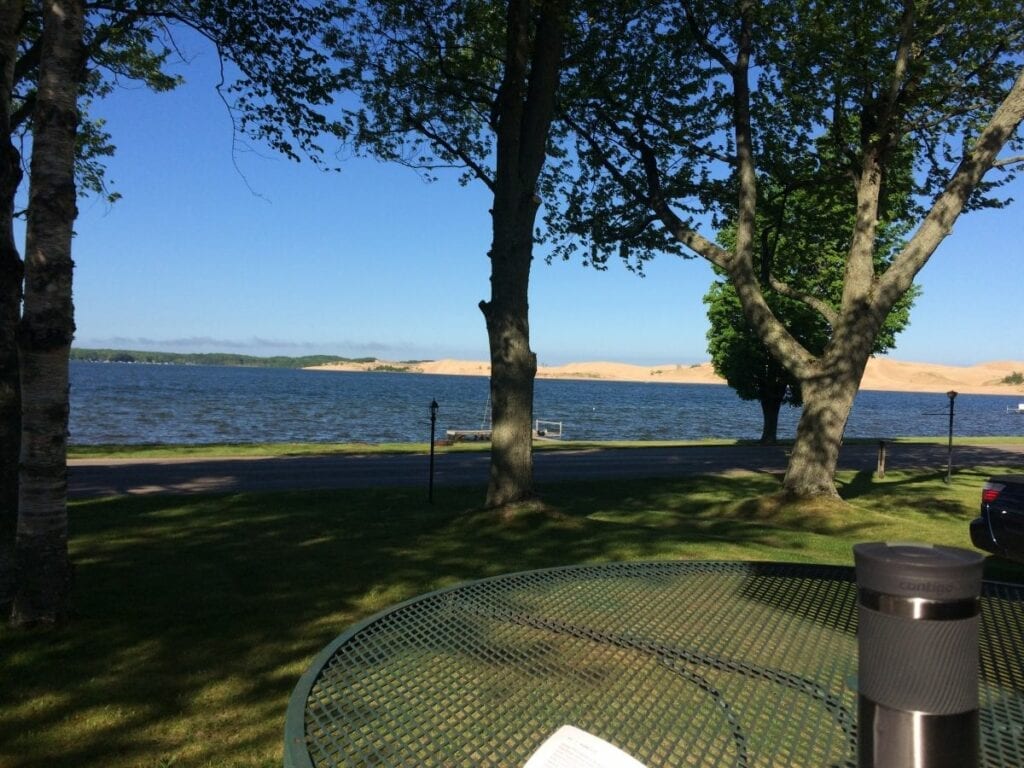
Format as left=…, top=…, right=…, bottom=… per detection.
left=971, top=475, right=1024, bottom=563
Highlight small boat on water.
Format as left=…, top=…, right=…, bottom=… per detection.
left=1008, top=403, right=1024, bottom=414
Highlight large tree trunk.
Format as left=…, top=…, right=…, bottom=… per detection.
left=11, top=0, right=82, bottom=626
left=481, top=214, right=538, bottom=508
left=782, top=347, right=870, bottom=498
left=782, top=376, right=855, bottom=497
left=0, top=3, right=24, bottom=612
left=480, top=0, right=564, bottom=509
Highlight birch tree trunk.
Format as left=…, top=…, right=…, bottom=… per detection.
left=480, top=0, right=564, bottom=509
left=12, top=0, right=83, bottom=625
left=0, top=1, right=24, bottom=612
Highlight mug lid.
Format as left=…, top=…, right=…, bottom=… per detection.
left=854, top=542, right=984, bottom=600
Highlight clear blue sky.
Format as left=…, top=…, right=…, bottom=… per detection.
left=56, top=38, right=1024, bottom=366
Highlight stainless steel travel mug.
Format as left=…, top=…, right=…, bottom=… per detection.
left=854, top=542, right=985, bottom=768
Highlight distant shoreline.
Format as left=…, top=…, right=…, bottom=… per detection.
left=306, top=357, right=1024, bottom=397
left=69, top=347, right=370, bottom=369
left=70, top=347, right=1024, bottom=397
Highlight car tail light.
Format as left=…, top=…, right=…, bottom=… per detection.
left=982, top=482, right=1006, bottom=504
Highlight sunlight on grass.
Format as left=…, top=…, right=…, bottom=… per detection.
left=67, top=435, right=1024, bottom=460
left=66, top=438, right=746, bottom=460
left=3, top=467, right=1023, bottom=767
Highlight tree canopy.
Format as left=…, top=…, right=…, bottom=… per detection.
left=7, top=0, right=349, bottom=200
left=705, top=174, right=918, bottom=443
left=544, top=0, right=1024, bottom=496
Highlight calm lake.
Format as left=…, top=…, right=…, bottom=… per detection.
left=68, top=361, right=1024, bottom=445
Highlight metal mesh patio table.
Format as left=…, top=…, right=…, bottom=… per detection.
left=284, top=561, right=1024, bottom=767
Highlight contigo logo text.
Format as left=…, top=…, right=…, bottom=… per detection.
left=899, top=581, right=954, bottom=593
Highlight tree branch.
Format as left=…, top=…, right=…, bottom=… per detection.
left=13, top=37, right=40, bottom=86
left=880, top=67, right=1024, bottom=305
left=767, top=274, right=840, bottom=327
left=566, top=113, right=648, bottom=205
left=643, top=112, right=735, bottom=165
left=10, top=94, right=33, bottom=131
left=992, top=154, right=1024, bottom=168
left=632, top=129, right=732, bottom=268
left=680, top=0, right=734, bottom=74
left=404, top=108, right=495, bottom=191
left=716, top=0, right=816, bottom=380
left=518, top=0, right=566, bottom=186
left=875, top=0, right=916, bottom=139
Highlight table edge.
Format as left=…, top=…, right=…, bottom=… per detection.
left=282, top=558, right=1021, bottom=767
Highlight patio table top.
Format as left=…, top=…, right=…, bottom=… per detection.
left=285, top=560, right=1024, bottom=767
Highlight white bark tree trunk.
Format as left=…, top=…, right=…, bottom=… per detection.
left=12, top=0, right=83, bottom=625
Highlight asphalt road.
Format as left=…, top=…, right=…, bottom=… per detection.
left=67, top=442, right=1024, bottom=499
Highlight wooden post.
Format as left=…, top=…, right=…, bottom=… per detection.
left=876, top=440, right=887, bottom=478
left=946, top=392, right=957, bottom=484
left=429, top=400, right=438, bottom=503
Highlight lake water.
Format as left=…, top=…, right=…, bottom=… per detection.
left=68, top=361, right=1024, bottom=445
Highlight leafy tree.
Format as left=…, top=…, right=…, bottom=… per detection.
left=705, top=178, right=918, bottom=444
left=705, top=280, right=916, bottom=444
left=547, top=0, right=1024, bottom=498
left=337, top=0, right=571, bottom=508
left=705, top=283, right=813, bottom=444
left=3, top=6, right=175, bottom=602
left=4, top=0, right=347, bottom=624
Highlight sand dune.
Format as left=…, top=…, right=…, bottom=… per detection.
left=307, top=357, right=1024, bottom=396
left=859, top=358, right=1024, bottom=395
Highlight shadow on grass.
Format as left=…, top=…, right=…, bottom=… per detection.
left=838, top=465, right=993, bottom=520
left=0, top=469, right=1016, bottom=768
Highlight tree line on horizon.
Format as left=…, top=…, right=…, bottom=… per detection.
left=68, top=348, right=379, bottom=368
left=1, top=0, right=1022, bottom=626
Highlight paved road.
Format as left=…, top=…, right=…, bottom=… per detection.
left=68, top=442, right=1024, bottom=498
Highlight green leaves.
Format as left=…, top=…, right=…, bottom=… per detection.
left=168, top=0, right=353, bottom=166
left=705, top=166, right=919, bottom=422
left=9, top=0, right=353, bottom=208
left=333, top=0, right=506, bottom=186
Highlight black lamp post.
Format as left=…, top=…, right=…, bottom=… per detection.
left=429, top=399, right=439, bottom=502
left=945, top=390, right=957, bottom=484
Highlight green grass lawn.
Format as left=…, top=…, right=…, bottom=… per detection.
left=65, top=438, right=745, bottom=459
left=2, top=465, right=1023, bottom=768
left=65, top=435, right=1024, bottom=460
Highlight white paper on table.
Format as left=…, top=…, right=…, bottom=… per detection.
left=523, top=725, right=648, bottom=768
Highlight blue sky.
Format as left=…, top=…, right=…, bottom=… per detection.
left=58, top=38, right=1024, bottom=366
